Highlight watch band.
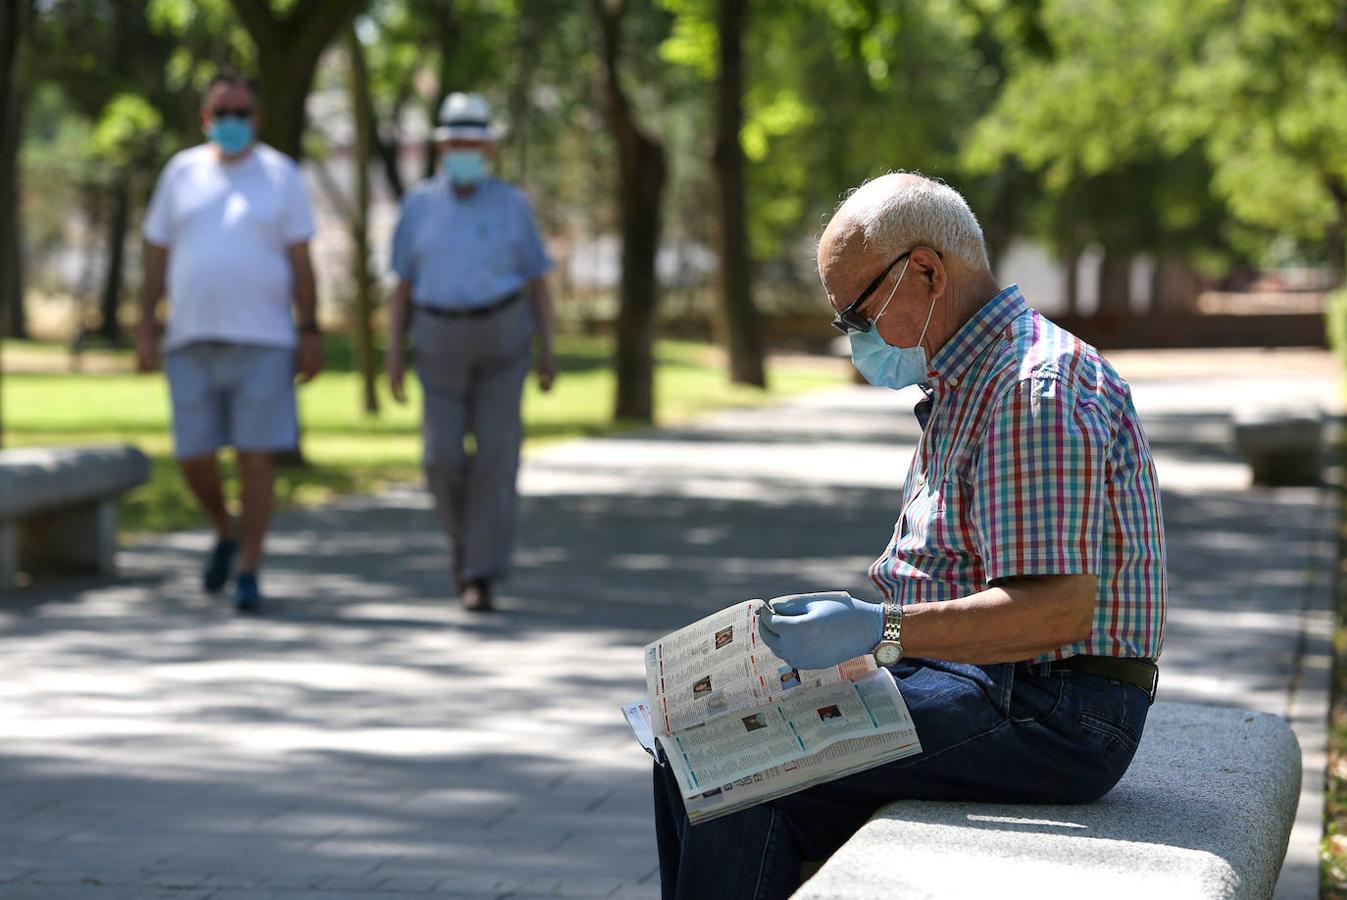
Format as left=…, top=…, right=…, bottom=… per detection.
left=882, top=600, right=903, bottom=644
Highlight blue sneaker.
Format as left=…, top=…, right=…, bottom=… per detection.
left=203, top=538, right=239, bottom=594
left=232, top=572, right=263, bottom=613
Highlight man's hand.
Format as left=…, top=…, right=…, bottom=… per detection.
left=537, top=345, right=557, bottom=393
left=758, top=591, right=884, bottom=670
left=296, top=333, right=322, bottom=383
left=135, top=319, right=160, bottom=373
left=387, top=348, right=407, bottom=404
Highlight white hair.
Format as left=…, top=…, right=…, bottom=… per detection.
left=836, top=172, right=990, bottom=271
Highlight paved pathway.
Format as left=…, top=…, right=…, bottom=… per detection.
left=0, top=348, right=1338, bottom=898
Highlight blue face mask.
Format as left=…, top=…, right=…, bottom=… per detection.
left=443, top=149, right=488, bottom=186
left=847, top=259, right=938, bottom=390
left=208, top=117, right=254, bottom=156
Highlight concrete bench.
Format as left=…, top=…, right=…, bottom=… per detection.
left=0, top=445, right=150, bottom=592
left=1231, top=404, right=1323, bottom=486
left=793, top=703, right=1300, bottom=900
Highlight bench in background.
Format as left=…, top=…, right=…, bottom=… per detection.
left=1231, top=404, right=1323, bottom=486
left=0, top=445, right=150, bottom=592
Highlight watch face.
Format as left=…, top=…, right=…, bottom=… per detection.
left=875, top=642, right=902, bottom=666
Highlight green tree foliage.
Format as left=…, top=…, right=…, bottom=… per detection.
left=1168, top=0, right=1347, bottom=278
left=968, top=0, right=1347, bottom=286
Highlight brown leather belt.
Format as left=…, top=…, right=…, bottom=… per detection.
left=415, top=290, right=522, bottom=320
left=1047, top=655, right=1158, bottom=704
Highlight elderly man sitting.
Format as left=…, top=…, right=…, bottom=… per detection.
left=651, top=173, right=1167, bottom=900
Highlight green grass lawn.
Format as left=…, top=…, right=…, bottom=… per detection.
left=1, top=336, right=845, bottom=533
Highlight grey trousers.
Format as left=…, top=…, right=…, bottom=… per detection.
left=412, top=297, right=534, bottom=585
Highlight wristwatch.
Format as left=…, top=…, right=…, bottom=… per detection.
left=872, top=600, right=904, bottom=666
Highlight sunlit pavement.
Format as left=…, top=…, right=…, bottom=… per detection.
left=0, top=347, right=1337, bottom=898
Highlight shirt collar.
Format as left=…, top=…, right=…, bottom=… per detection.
left=927, top=284, right=1027, bottom=386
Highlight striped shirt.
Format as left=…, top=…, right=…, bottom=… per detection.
left=870, top=285, right=1166, bottom=662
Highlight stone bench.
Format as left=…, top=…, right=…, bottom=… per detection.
left=1231, top=404, right=1323, bottom=486
left=793, top=703, right=1300, bottom=899
left=0, top=445, right=151, bottom=592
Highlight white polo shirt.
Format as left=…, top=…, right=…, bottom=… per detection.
left=143, top=143, right=315, bottom=351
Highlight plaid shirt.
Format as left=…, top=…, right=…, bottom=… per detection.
left=870, top=285, right=1166, bottom=662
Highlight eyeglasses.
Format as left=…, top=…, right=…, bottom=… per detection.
left=830, top=247, right=942, bottom=335
left=212, top=107, right=254, bottom=120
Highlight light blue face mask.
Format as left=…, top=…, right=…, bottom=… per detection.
left=847, top=258, right=938, bottom=390
left=443, top=149, right=488, bottom=186
left=208, top=118, right=254, bottom=156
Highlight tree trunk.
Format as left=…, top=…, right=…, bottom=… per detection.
left=1152, top=258, right=1202, bottom=313
left=0, top=0, right=26, bottom=447
left=0, top=0, right=27, bottom=348
left=592, top=0, right=667, bottom=423
left=711, top=0, right=765, bottom=388
left=1097, top=251, right=1132, bottom=314
left=257, top=74, right=312, bottom=159
left=507, top=10, right=541, bottom=182
left=96, top=177, right=131, bottom=343
left=424, top=56, right=453, bottom=181
left=228, top=0, right=368, bottom=160
left=422, top=7, right=457, bottom=180
left=346, top=24, right=379, bottom=415
left=371, top=103, right=405, bottom=200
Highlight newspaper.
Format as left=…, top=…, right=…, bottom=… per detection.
left=622, top=599, right=922, bottom=824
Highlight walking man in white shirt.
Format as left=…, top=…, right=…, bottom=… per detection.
left=136, top=70, right=322, bottom=612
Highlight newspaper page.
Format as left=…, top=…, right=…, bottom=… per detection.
left=624, top=598, right=925, bottom=823
left=680, top=718, right=922, bottom=824
left=660, top=668, right=914, bottom=799
left=644, top=599, right=875, bottom=735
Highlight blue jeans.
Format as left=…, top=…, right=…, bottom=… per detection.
left=653, top=659, right=1150, bottom=900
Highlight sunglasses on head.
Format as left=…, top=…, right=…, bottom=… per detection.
left=212, top=107, right=253, bottom=120
left=830, top=246, right=942, bottom=335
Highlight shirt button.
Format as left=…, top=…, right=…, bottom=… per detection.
left=949, top=377, right=960, bottom=387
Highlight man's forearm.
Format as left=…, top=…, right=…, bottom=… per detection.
left=139, top=243, right=168, bottom=325
left=900, top=575, right=1098, bottom=664
left=285, top=242, right=318, bottom=327
left=293, top=265, right=317, bottom=326
left=530, top=277, right=554, bottom=350
left=388, top=280, right=412, bottom=347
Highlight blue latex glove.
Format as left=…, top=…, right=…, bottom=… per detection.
left=757, top=591, right=884, bottom=670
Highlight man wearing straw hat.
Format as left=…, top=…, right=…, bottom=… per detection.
left=386, top=92, right=556, bottom=612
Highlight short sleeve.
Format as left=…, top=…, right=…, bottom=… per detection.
left=389, top=194, right=419, bottom=282
left=516, top=194, right=552, bottom=281
left=968, top=377, right=1110, bottom=583
left=282, top=164, right=316, bottom=245
left=142, top=162, right=175, bottom=246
